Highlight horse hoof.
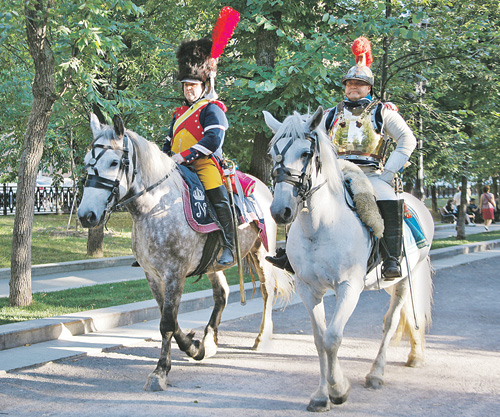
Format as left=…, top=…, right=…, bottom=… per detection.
left=143, top=373, right=168, bottom=391
left=365, top=376, right=384, bottom=390
left=191, top=339, right=205, bottom=361
left=406, top=356, right=424, bottom=368
left=329, top=386, right=350, bottom=405
left=252, top=336, right=272, bottom=352
left=307, top=398, right=330, bottom=412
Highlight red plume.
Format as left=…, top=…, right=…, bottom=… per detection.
left=211, top=7, right=240, bottom=59
left=351, top=37, right=373, bottom=67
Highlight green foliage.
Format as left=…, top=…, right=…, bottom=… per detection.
left=1, top=0, right=500, bottom=186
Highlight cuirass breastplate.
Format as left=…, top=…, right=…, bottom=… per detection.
left=331, top=105, right=387, bottom=166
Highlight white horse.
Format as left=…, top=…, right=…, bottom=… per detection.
left=78, top=114, right=293, bottom=391
left=263, top=107, right=434, bottom=412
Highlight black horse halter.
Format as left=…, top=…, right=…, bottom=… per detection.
left=84, top=133, right=137, bottom=215
left=271, top=130, right=325, bottom=202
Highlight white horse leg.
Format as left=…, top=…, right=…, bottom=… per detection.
left=365, top=279, right=409, bottom=389
left=296, top=280, right=331, bottom=412
left=203, top=271, right=229, bottom=358
left=250, top=250, right=275, bottom=351
left=402, top=258, right=432, bottom=368
left=324, top=280, right=362, bottom=405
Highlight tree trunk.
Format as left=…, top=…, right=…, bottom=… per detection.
left=10, top=0, right=57, bottom=306
left=492, top=176, right=498, bottom=200
left=404, top=178, right=413, bottom=193
left=476, top=180, right=482, bottom=199
left=379, top=1, right=392, bottom=100
left=249, top=131, right=273, bottom=185
left=431, top=185, right=438, bottom=214
left=87, top=225, right=105, bottom=257
left=456, top=175, right=467, bottom=240
left=249, top=13, right=281, bottom=184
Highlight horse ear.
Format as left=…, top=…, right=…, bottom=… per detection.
left=306, top=106, right=324, bottom=133
left=112, top=115, right=125, bottom=139
left=262, top=111, right=282, bottom=134
left=89, top=113, right=101, bottom=136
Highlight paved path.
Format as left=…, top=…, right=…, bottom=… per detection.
left=0, top=254, right=499, bottom=416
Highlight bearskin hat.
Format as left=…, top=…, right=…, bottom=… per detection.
left=176, top=38, right=213, bottom=83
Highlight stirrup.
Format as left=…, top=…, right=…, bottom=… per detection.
left=381, top=256, right=401, bottom=280
left=265, top=248, right=294, bottom=273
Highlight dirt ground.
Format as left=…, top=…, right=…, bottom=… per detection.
left=1, top=257, right=499, bottom=416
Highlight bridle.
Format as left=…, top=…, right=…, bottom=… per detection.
left=84, top=133, right=174, bottom=221
left=271, top=130, right=325, bottom=202
left=84, top=133, right=137, bottom=216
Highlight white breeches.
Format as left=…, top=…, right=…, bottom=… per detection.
left=364, top=171, right=398, bottom=201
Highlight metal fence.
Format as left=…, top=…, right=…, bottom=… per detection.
left=1, top=184, right=78, bottom=215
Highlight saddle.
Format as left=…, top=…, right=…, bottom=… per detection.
left=177, top=165, right=267, bottom=276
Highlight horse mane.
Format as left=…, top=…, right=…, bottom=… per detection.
left=268, top=111, right=343, bottom=195
left=125, top=130, right=184, bottom=193
left=92, top=122, right=183, bottom=193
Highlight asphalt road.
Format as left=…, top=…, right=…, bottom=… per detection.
left=1, top=256, right=499, bottom=416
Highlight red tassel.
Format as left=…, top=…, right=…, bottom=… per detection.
left=211, top=6, right=240, bottom=59
left=352, top=37, right=373, bottom=67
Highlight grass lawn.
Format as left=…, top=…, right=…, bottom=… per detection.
left=0, top=212, right=134, bottom=268
left=431, top=229, right=500, bottom=250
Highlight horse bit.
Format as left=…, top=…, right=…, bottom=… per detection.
left=271, top=130, right=325, bottom=207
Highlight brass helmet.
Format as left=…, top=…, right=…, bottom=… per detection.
left=341, top=37, right=374, bottom=86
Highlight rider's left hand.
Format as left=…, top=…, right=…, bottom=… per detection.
left=172, top=153, right=185, bottom=164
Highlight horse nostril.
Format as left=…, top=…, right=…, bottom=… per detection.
left=86, top=212, right=97, bottom=223
left=283, top=207, right=292, bottom=221
left=79, top=211, right=97, bottom=228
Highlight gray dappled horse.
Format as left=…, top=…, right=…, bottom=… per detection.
left=78, top=114, right=293, bottom=391
left=264, top=107, right=434, bottom=412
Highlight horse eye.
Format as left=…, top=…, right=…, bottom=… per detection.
left=301, top=151, right=312, bottom=159
left=110, top=160, right=119, bottom=167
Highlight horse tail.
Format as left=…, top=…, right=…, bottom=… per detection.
left=393, top=256, right=434, bottom=344
left=271, top=265, right=295, bottom=303
left=248, top=247, right=295, bottom=305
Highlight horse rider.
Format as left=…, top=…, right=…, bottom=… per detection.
left=267, top=37, right=416, bottom=280
left=162, top=38, right=234, bottom=265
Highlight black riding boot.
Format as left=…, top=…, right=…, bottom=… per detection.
left=206, top=185, right=235, bottom=265
left=378, top=199, right=404, bottom=280
left=265, top=247, right=294, bottom=273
